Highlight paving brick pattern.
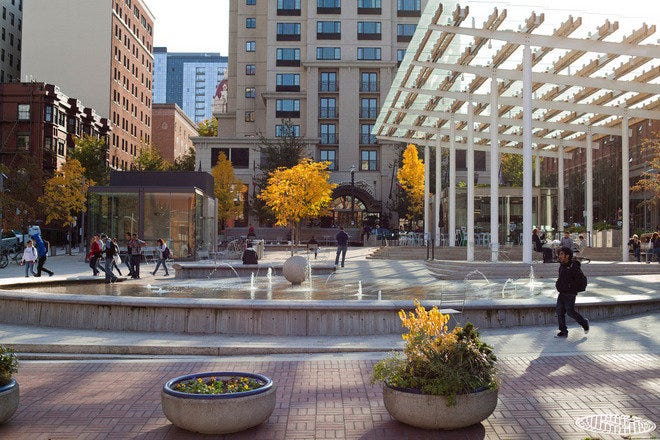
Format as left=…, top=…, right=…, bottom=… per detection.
left=0, top=354, right=657, bottom=440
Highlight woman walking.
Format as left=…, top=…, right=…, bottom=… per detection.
left=20, top=240, right=38, bottom=277
left=152, top=238, right=170, bottom=276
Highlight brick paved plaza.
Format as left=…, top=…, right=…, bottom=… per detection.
left=0, top=352, right=656, bottom=440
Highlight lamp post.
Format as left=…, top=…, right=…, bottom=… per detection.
left=350, top=163, right=356, bottom=226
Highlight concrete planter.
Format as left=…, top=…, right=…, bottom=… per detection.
left=383, top=385, right=498, bottom=430
left=161, top=372, right=275, bottom=435
left=0, top=379, right=19, bottom=424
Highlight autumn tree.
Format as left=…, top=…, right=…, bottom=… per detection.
left=631, top=134, right=660, bottom=208
left=134, top=142, right=171, bottom=171
left=397, top=144, right=425, bottom=223
left=211, top=153, right=247, bottom=230
left=259, top=159, right=337, bottom=252
left=500, top=153, right=522, bottom=187
left=38, top=159, right=92, bottom=228
left=0, top=154, right=45, bottom=231
left=69, top=135, right=111, bottom=185
left=170, top=147, right=197, bottom=171
left=197, top=117, right=218, bottom=137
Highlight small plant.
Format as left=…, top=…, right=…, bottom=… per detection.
left=173, top=376, right=265, bottom=395
left=0, top=346, right=18, bottom=386
left=372, top=300, right=497, bottom=406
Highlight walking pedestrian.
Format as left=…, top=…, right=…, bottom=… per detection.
left=111, top=238, right=123, bottom=276
left=334, top=227, right=349, bottom=268
left=152, top=238, right=170, bottom=276
left=123, top=232, right=134, bottom=277
left=31, top=231, right=53, bottom=277
left=101, top=234, right=118, bottom=283
left=20, top=240, right=38, bottom=277
left=87, top=234, right=103, bottom=276
left=128, top=233, right=146, bottom=279
left=554, top=247, right=589, bottom=338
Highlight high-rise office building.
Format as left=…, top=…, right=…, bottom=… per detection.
left=0, top=0, right=22, bottom=83
left=153, top=47, right=228, bottom=123
left=194, top=0, right=429, bottom=227
left=21, top=0, right=154, bottom=170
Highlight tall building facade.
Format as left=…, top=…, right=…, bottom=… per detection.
left=194, top=0, right=428, bottom=227
left=153, top=47, right=228, bottom=124
left=152, top=103, right=198, bottom=162
left=0, top=0, right=22, bottom=83
left=21, top=0, right=154, bottom=170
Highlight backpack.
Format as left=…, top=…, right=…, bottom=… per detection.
left=163, top=246, right=171, bottom=259
left=574, top=266, right=588, bottom=292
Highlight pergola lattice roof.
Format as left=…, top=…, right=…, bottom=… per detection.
left=374, top=0, right=660, bottom=155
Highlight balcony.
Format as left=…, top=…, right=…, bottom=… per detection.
left=319, top=108, right=338, bottom=119
left=357, top=32, right=381, bottom=40
left=276, top=84, right=300, bottom=92
left=320, top=133, right=339, bottom=145
left=397, top=35, right=413, bottom=42
left=277, top=7, right=301, bottom=16
left=397, top=9, right=421, bottom=17
left=277, top=33, right=301, bottom=41
left=317, top=6, right=341, bottom=14
left=359, top=108, right=378, bottom=119
left=276, top=110, right=300, bottom=119
left=358, top=7, right=381, bottom=14
left=359, top=81, right=379, bottom=93
left=276, top=59, right=301, bottom=67
left=317, top=32, right=341, bottom=40
left=319, top=81, right=338, bottom=92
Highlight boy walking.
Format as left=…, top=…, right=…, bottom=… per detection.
left=555, top=247, right=589, bottom=338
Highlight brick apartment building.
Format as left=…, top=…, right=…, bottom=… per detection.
left=151, top=103, right=198, bottom=163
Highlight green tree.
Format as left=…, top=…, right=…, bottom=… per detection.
left=197, top=117, right=218, bottom=137
left=38, top=159, right=92, bottom=227
left=170, top=147, right=197, bottom=171
left=211, top=153, right=246, bottom=230
left=69, top=135, right=111, bottom=185
left=259, top=159, right=336, bottom=251
left=134, top=143, right=171, bottom=171
left=253, top=119, right=307, bottom=224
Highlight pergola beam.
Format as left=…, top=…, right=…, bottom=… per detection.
left=427, top=24, right=660, bottom=58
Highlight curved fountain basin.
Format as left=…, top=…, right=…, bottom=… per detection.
left=172, top=263, right=335, bottom=279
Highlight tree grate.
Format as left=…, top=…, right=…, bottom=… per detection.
left=575, top=414, right=656, bottom=436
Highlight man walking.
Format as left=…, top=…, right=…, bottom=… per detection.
left=30, top=228, right=53, bottom=277
left=334, top=227, right=349, bottom=268
left=123, top=232, right=134, bottom=277
left=101, top=234, right=118, bottom=283
left=128, top=233, right=146, bottom=279
left=555, top=247, right=589, bottom=338
left=88, top=234, right=103, bottom=276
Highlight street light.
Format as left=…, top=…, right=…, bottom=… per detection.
left=350, top=163, right=356, bottom=226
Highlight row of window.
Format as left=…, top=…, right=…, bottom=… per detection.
left=1, top=27, right=21, bottom=50
left=267, top=98, right=379, bottom=119
left=114, top=1, right=153, bottom=53
left=272, top=0, right=421, bottom=14
left=246, top=43, right=405, bottom=63
left=0, top=48, right=20, bottom=70
left=1, top=7, right=21, bottom=30
left=246, top=19, right=416, bottom=42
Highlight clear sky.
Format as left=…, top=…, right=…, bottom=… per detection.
left=148, top=0, right=230, bottom=54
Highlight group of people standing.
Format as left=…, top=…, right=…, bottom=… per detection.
left=628, top=231, right=660, bottom=263
left=20, top=233, right=53, bottom=277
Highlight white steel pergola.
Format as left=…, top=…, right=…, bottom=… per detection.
left=374, top=0, right=660, bottom=263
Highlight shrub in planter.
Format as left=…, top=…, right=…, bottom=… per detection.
left=161, top=372, right=275, bottom=435
left=372, top=300, right=498, bottom=429
left=0, top=346, right=19, bottom=424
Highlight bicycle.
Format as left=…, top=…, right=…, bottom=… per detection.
left=0, top=250, right=9, bottom=269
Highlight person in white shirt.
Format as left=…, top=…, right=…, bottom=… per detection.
left=20, top=240, right=38, bottom=277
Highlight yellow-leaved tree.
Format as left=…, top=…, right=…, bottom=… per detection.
left=39, top=159, right=92, bottom=227
left=397, top=144, right=425, bottom=222
left=211, top=153, right=247, bottom=230
left=631, top=133, right=660, bottom=208
left=259, top=159, right=337, bottom=252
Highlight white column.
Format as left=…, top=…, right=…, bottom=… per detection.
left=535, top=155, right=541, bottom=187
left=435, top=140, right=442, bottom=246
left=467, top=100, right=475, bottom=262
left=522, top=44, right=533, bottom=264
left=449, top=118, right=456, bottom=246
left=558, top=147, right=565, bottom=234
left=424, top=145, right=430, bottom=245
left=490, top=76, right=499, bottom=262
left=622, top=117, right=630, bottom=262
left=586, top=131, right=593, bottom=247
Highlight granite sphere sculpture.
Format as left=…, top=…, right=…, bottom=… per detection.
left=282, top=256, right=308, bottom=285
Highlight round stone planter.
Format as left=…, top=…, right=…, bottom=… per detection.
left=383, top=385, right=498, bottom=430
left=0, top=379, right=19, bottom=424
left=161, top=372, right=275, bottom=435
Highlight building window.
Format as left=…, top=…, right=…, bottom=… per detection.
left=276, top=48, right=301, bottom=66
left=245, top=41, right=256, bottom=52
left=44, top=105, right=53, bottom=122
left=317, top=0, right=341, bottom=14
left=16, top=134, right=29, bottom=150
left=357, top=47, right=381, bottom=60
left=316, top=47, right=341, bottom=60
left=358, top=0, right=381, bottom=14
left=319, top=97, right=337, bottom=118
left=277, top=0, right=301, bottom=15
left=360, top=149, right=378, bottom=170
left=357, top=21, right=381, bottom=40
left=360, top=124, right=376, bottom=145
left=17, top=104, right=30, bottom=120
left=320, top=149, right=337, bottom=170
left=397, top=49, right=406, bottom=66
left=320, top=124, right=337, bottom=145
left=277, top=22, right=301, bottom=41
left=211, top=147, right=250, bottom=169
left=246, top=17, right=256, bottom=28
left=319, top=71, right=338, bottom=92
left=397, top=0, right=421, bottom=16
left=317, top=21, right=341, bottom=39
left=245, top=87, right=256, bottom=98
left=245, top=111, right=255, bottom=122
left=246, top=64, right=255, bottom=75
left=360, top=98, right=378, bottom=119
left=360, top=72, right=378, bottom=92
left=276, top=73, right=300, bottom=92
left=276, top=124, right=300, bottom=137
left=246, top=0, right=256, bottom=4
left=397, top=23, right=416, bottom=42
left=276, top=99, right=300, bottom=118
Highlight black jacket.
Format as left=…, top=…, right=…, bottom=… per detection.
left=242, top=248, right=258, bottom=265
left=555, top=259, right=583, bottom=295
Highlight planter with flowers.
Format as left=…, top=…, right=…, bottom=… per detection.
left=161, top=371, right=275, bottom=434
left=0, top=345, right=19, bottom=424
left=372, top=300, right=498, bottom=430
